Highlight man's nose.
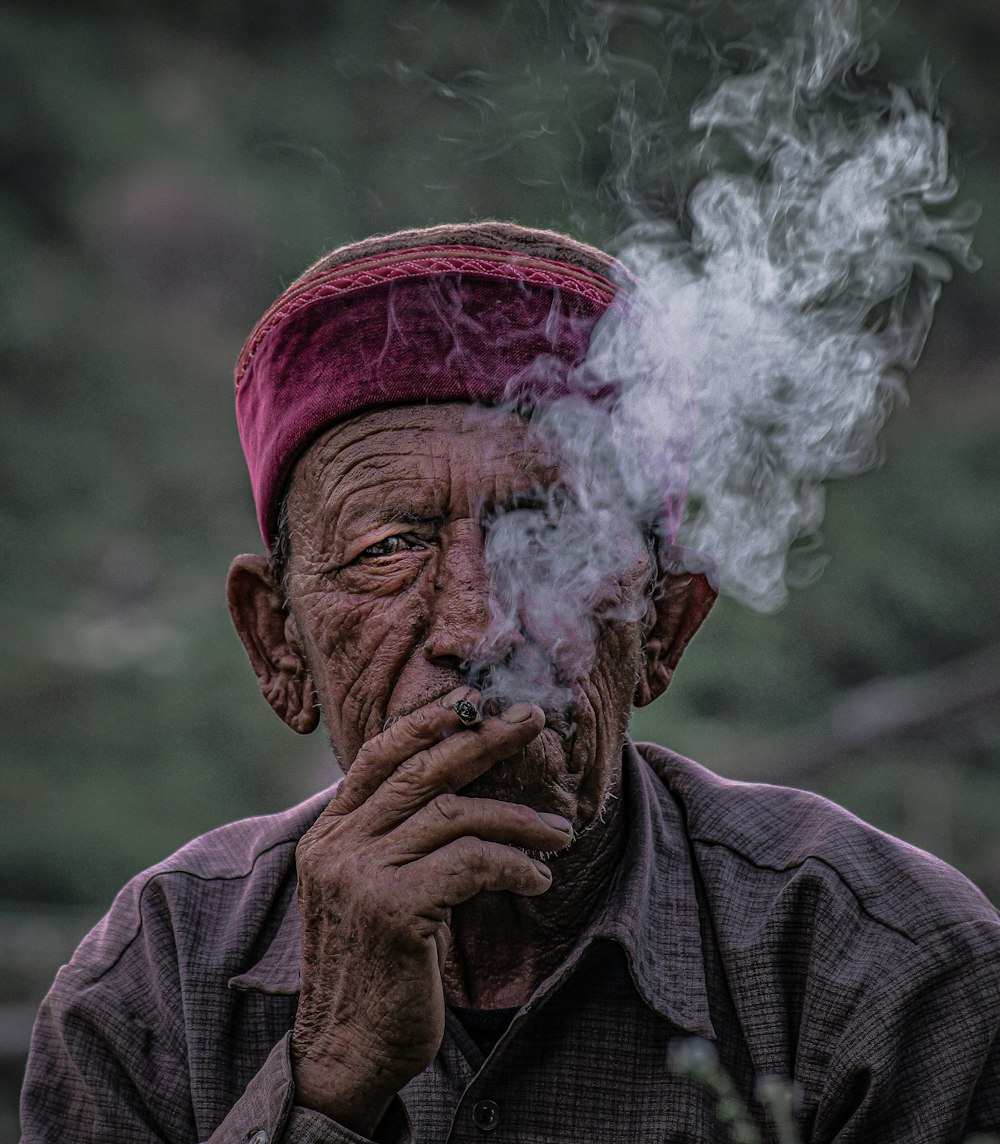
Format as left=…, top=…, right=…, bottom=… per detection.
left=421, top=523, right=520, bottom=670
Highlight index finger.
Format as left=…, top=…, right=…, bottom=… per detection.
left=330, top=687, right=481, bottom=814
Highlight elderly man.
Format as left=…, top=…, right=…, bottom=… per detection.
left=21, top=223, right=1000, bottom=1143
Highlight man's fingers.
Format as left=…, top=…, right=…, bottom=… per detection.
left=400, top=837, right=553, bottom=910
left=332, top=687, right=481, bottom=813
left=388, top=795, right=574, bottom=861
left=357, top=705, right=546, bottom=833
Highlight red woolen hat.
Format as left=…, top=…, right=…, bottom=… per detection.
left=234, top=223, right=620, bottom=547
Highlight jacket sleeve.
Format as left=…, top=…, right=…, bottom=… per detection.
left=18, top=853, right=411, bottom=1144
left=20, top=956, right=197, bottom=1144
left=21, top=979, right=412, bottom=1144
left=198, top=1034, right=412, bottom=1144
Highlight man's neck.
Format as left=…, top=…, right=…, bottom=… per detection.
left=440, top=777, right=626, bottom=1010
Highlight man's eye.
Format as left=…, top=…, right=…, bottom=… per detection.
left=358, top=535, right=420, bottom=559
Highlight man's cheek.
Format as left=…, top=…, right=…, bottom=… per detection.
left=313, top=593, right=424, bottom=661
left=316, top=599, right=431, bottom=738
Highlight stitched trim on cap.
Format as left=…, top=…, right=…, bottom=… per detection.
left=234, top=245, right=618, bottom=389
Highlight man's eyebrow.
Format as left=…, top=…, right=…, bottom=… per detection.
left=488, top=487, right=570, bottom=515
left=380, top=509, right=442, bottom=528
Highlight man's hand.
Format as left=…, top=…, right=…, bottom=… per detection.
left=290, top=688, right=573, bottom=1137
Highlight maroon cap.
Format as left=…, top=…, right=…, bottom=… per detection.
left=235, top=242, right=619, bottom=547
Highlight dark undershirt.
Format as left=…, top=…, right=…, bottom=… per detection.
left=448, top=1006, right=519, bottom=1058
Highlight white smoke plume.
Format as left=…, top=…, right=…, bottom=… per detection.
left=609, top=0, right=977, bottom=609
left=473, top=0, right=977, bottom=713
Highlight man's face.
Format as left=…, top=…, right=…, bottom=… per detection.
left=280, top=402, right=655, bottom=831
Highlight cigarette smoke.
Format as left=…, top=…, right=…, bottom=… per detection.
left=473, top=0, right=977, bottom=714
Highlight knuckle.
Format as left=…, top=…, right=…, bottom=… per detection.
left=453, top=835, right=488, bottom=871
left=418, top=738, right=453, bottom=773
left=431, top=792, right=462, bottom=822
left=392, top=741, right=457, bottom=797
left=385, top=763, right=429, bottom=803
left=397, top=703, right=441, bottom=743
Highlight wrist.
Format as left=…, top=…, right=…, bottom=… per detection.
left=293, top=1051, right=398, bottom=1138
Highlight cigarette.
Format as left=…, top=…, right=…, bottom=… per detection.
left=453, top=699, right=482, bottom=726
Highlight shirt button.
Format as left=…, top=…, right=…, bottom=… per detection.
left=246, top=1131, right=268, bottom=1144
left=472, top=1099, right=500, bottom=1132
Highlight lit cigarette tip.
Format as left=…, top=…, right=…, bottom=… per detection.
left=453, top=699, right=482, bottom=726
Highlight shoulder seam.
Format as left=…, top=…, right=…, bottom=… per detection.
left=89, top=835, right=300, bottom=984
left=690, top=835, right=920, bottom=945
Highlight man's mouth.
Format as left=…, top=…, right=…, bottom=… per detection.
left=381, top=682, right=576, bottom=741
left=476, top=693, right=574, bottom=740
left=381, top=682, right=473, bottom=730
left=542, top=709, right=574, bottom=740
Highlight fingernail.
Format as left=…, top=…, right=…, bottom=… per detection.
left=501, top=702, right=534, bottom=723
left=530, top=858, right=552, bottom=878
left=538, top=812, right=573, bottom=834
left=439, top=685, right=473, bottom=708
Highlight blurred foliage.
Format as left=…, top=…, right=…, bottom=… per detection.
left=0, top=0, right=997, bottom=914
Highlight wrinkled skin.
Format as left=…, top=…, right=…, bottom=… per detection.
left=227, top=403, right=715, bottom=1136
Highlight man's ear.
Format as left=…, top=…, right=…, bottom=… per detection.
left=634, top=568, right=718, bottom=708
left=226, top=555, right=320, bottom=735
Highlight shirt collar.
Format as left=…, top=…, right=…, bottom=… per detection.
left=228, top=744, right=716, bottom=1039
left=228, top=890, right=302, bottom=994
left=585, top=739, right=716, bottom=1039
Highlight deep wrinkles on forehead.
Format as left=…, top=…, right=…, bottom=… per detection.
left=287, top=407, right=562, bottom=556
left=291, top=418, right=435, bottom=505
left=301, top=431, right=453, bottom=552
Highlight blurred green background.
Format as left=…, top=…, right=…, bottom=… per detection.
left=2, top=0, right=998, bottom=1137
